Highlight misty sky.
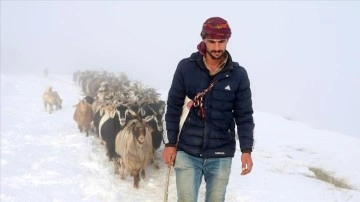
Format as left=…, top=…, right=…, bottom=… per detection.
left=1, top=1, right=359, bottom=137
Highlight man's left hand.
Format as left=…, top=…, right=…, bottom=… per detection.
left=241, top=153, right=253, bottom=175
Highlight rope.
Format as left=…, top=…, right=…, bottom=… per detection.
left=192, top=81, right=217, bottom=121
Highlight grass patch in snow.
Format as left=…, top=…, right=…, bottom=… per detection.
left=308, top=166, right=354, bottom=190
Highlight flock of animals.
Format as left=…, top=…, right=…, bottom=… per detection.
left=42, top=70, right=166, bottom=188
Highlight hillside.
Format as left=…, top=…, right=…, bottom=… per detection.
left=1, top=73, right=359, bottom=202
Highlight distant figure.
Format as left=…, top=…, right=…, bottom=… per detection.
left=162, top=17, right=255, bottom=202
left=44, top=68, right=48, bottom=77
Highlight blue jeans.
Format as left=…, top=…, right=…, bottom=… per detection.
left=174, top=151, right=232, bottom=202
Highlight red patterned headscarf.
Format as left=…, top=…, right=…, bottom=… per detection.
left=200, top=17, right=232, bottom=39
left=197, top=17, right=232, bottom=55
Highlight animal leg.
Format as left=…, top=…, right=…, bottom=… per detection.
left=49, top=105, right=53, bottom=114
left=78, top=125, right=83, bottom=132
left=114, top=157, right=120, bottom=175
left=141, top=169, right=146, bottom=179
left=133, top=170, right=140, bottom=189
left=120, top=159, right=126, bottom=180
left=152, top=150, right=160, bottom=169
left=91, top=121, right=95, bottom=133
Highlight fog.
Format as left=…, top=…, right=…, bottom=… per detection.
left=1, top=1, right=359, bottom=137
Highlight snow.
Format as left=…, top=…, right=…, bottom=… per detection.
left=1, top=73, right=360, bottom=202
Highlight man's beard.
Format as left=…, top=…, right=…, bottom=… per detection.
left=207, top=50, right=225, bottom=60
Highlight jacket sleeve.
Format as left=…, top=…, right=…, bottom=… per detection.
left=164, top=60, right=187, bottom=146
left=234, top=67, right=255, bottom=152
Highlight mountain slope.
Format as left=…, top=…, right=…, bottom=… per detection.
left=1, top=73, right=359, bottom=202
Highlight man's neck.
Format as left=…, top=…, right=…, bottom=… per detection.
left=203, top=53, right=228, bottom=76
left=204, top=55, right=224, bottom=71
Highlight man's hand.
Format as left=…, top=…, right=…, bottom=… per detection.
left=162, top=147, right=177, bottom=168
left=241, top=153, right=253, bottom=175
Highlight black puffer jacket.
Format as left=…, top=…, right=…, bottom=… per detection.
left=165, top=51, right=254, bottom=158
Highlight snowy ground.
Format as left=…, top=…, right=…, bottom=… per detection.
left=1, top=73, right=360, bottom=202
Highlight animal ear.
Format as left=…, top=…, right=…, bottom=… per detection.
left=130, top=121, right=137, bottom=132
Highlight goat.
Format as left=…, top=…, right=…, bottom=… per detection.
left=139, top=100, right=166, bottom=169
left=73, top=99, right=93, bottom=136
left=43, top=86, right=62, bottom=114
left=98, top=103, right=135, bottom=161
left=114, top=118, right=153, bottom=188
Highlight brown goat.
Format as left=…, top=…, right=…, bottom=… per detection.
left=73, top=99, right=93, bottom=136
left=114, top=118, right=153, bottom=188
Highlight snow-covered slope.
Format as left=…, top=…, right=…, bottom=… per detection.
left=1, top=73, right=359, bottom=202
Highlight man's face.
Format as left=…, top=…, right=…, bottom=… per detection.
left=203, top=38, right=228, bottom=60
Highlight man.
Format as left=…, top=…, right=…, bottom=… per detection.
left=162, top=17, right=255, bottom=202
